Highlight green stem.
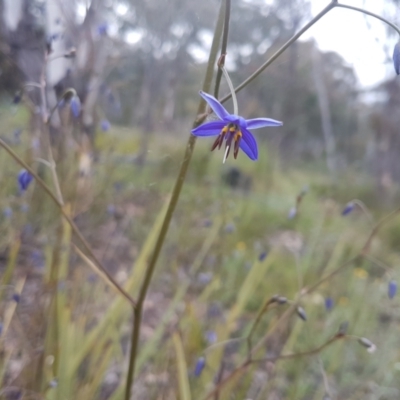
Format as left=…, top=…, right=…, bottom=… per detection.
left=123, top=1, right=229, bottom=399
left=0, top=139, right=136, bottom=306
left=214, top=0, right=231, bottom=99
left=219, top=1, right=337, bottom=104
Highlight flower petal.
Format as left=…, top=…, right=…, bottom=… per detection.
left=199, top=91, right=230, bottom=120
left=246, top=118, right=283, bottom=129
left=192, top=120, right=225, bottom=137
left=240, top=128, right=258, bottom=160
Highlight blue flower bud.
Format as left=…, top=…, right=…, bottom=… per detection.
left=97, top=23, right=108, bottom=36
left=258, top=251, right=268, bottom=262
left=0, top=322, right=3, bottom=336
left=101, top=119, right=111, bottom=131
left=341, top=201, right=355, bottom=216
left=388, top=280, right=397, bottom=299
left=393, top=43, right=400, bottom=75
left=325, top=297, right=334, bottom=311
left=18, top=169, right=33, bottom=192
left=70, top=95, right=81, bottom=118
left=194, top=357, right=206, bottom=377
left=12, top=293, right=20, bottom=303
left=12, top=92, right=22, bottom=104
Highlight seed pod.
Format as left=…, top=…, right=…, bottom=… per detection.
left=296, top=306, right=307, bottom=321
left=358, top=337, right=376, bottom=353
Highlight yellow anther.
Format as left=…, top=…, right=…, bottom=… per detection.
left=234, top=130, right=242, bottom=141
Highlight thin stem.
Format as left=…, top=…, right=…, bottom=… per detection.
left=0, top=138, right=136, bottom=306
left=219, top=1, right=336, bottom=104
left=214, top=0, right=231, bottom=99
left=335, top=3, right=400, bottom=37
left=220, top=65, right=238, bottom=115
left=352, top=199, right=374, bottom=226
left=39, top=50, right=64, bottom=204
left=204, top=333, right=342, bottom=399
left=123, top=1, right=228, bottom=398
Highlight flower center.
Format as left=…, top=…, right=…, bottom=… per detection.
left=211, top=123, right=242, bottom=162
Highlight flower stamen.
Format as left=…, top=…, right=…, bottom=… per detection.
left=223, top=146, right=230, bottom=164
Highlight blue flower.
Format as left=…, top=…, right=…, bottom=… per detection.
left=101, top=119, right=111, bottom=131
left=259, top=251, right=268, bottom=262
left=325, top=297, right=334, bottom=311
left=393, top=43, right=400, bottom=75
left=12, top=293, right=20, bottom=303
left=97, top=23, right=108, bottom=36
left=194, top=357, right=206, bottom=377
left=388, top=280, right=397, bottom=299
left=192, top=91, right=282, bottom=161
left=70, top=95, right=81, bottom=118
left=18, top=169, right=33, bottom=191
left=341, top=201, right=355, bottom=216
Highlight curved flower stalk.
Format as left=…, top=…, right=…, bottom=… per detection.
left=191, top=91, right=282, bottom=161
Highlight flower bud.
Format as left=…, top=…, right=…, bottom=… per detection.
left=296, top=306, right=307, bottom=321
left=388, top=280, right=397, bottom=299
left=18, top=169, right=33, bottom=192
left=358, top=337, right=376, bottom=353
left=70, top=95, right=81, bottom=118
left=258, top=251, right=268, bottom=262
left=12, top=293, right=20, bottom=303
left=393, top=42, right=400, bottom=75
left=324, top=297, right=334, bottom=311
left=194, top=357, right=206, bottom=377
left=337, top=321, right=349, bottom=336
left=341, top=201, right=355, bottom=216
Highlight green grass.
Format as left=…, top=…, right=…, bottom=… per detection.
left=1, top=115, right=400, bottom=400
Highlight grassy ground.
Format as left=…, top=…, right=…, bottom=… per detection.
left=1, top=108, right=400, bottom=399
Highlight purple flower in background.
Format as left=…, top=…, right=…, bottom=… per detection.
left=18, top=169, right=33, bottom=192
left=205, top=331, right=217, bottom=344
left=192, top=91, right=282, bottom=161
left=70, top=95, right=81, bottom=118
left=393, top=43, right=400, bottom=75
left=194, top=357, right=206, bottom=377
left=388, top=280, right=397, bottom=299
left=97, top=22, right=108, bottom=36
left=341, top=201, right=355, bottom=216
left=325, top=297, right=334, bottom=311
left=12, top=293, right=20, bottom=303
left=101, top=119, right=111, bottom=131
left=259, top=251, right=268, bottom=262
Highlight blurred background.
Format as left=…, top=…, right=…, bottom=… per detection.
left=1, top=0, right=400, bottom=399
